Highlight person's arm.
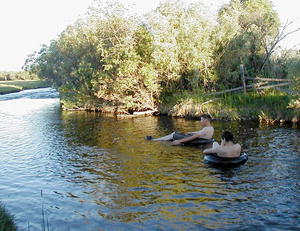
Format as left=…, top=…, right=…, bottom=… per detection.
left=171, top=129, right=208, bottom=145
left=236, top=144, right=242, bottom=155
left=186, top=131, right=199, bottom=135
left=203, top=142, right=220, bottom=154
left=203, top=147, right=217, bottom=154
left=171, top=134, right=200, bottom=145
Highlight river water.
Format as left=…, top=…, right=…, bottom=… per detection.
left=0, top=88, right=299, bottom=231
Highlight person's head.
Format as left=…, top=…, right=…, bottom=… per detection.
left=221, top=131, right=234, bottom=142
left=200, top=114, right=212, bottom=125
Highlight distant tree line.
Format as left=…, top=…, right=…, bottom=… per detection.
left=0, top=71, right=39, bottom=81
left=24, top=0, right=300, bottom=111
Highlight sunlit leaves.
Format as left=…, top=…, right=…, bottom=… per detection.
left=24, top=0, right=289, bottom=111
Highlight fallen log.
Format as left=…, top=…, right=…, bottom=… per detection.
left=117, top=110, right=158, bottom=119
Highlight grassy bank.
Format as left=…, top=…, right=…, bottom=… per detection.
left=60, top=87, right=300, bottom=123
left=0, top=203, right=17, bottom=231
left=159, top=89, right=300, bottom=123
left=0, top=80, right=50, bottom=95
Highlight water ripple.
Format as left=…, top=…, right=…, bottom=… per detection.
left=0, top=88, right=299, bottom=231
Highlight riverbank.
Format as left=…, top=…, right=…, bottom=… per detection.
left=0, top=80, right=50, bottom=94
left=60, top=88, right=300, bottom=124
left=159, top=89, right=300, bottom=124
left=0, top=87, right=299, bottom=230
left=0, top=203, right=17, bottom=231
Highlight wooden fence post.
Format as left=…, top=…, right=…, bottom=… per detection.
left=240, top=64, right=246, bottom=94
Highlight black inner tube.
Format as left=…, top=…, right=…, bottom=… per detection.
left=204, top=153, right=248, bottom=165
left=173, top=132, right=214, bottom=145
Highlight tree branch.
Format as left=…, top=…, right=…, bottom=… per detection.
left=260, top=21, right=300, bottom=71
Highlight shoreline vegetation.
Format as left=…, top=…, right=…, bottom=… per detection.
left=159, top=89, right=299, bottom=124
left=0, top=2, right=299, bottom=228
left=0, top=203, right=17, bottom=231
left=3, top=79, right=298, bottom=124
left=2, top=1, right=299, bottom=228
left=0, top=80, right=50, bottom=95
left=19, top=0, right=299, bottom=124
left=61, top=88, right=300, bottom=124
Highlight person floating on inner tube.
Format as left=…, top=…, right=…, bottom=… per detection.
left=146, top=114, right=214, bottom=146
left=203, top=131, right=241, bottom=158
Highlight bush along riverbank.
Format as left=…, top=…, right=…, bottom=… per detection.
left=23, top=0, right=300, bottom=123
left=158, top=89, right=300, bottom=124
left=0, top=203, right=17, bottom=231
left=59, top=88, right=300, bottom=124
left=0, top=80, right=50, bottom=95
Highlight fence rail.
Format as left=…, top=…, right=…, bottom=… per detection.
left=209, top=82, right=269, bottom=96
left=210, top=64, right=292, bottom=96
left=246, top=77, right=292, bottom=82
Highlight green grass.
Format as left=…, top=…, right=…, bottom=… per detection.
left=0, top=203, right=17, bottom=231
left=0, top=80, right=51, bottom=94
left=159, top=88, right=299, bottom=123
left=214, top=90, right=296, bottom=121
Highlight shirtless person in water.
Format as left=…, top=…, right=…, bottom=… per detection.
left=148, top=114, right=214, bottom=146
left=203, top=131, right=241, bottom=158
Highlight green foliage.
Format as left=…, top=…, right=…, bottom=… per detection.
left=219, top=89, right=293, bottom=120
left=25, top=1, right=161, bottom=110
left=0, top=80, right=50, bottom=94
left=281, top=50, right=300, bottom=110
left=0, top=71, right=39, bottom=81
left=146, top=1, right=215, bottom=90
left=24, top=0, right=294, bottom=113
left=0, top=85, right=20, bottom=94
left=0, top=203, right=17, bottom=231
left=213, top=0, right=280, bottom=89
left=285, top=50, right=300, bottom=94
left=161, top=88, right=297, bottom=122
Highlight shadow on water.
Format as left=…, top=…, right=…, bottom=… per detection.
left=0, top=88, right=299, bottom=231
left=55, top=111, right=300, bottom=231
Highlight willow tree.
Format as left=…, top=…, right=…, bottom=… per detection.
left=213, top=0, right=280, bottom=89
left=286, top=50, right=300, bottom=111
left=145, top=0, right=215, bottom=91
left=25, top=1, right=160, bottom=111
left=24, top=0, right=287, bottom=112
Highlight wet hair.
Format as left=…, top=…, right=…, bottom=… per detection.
left=221, top=131, right=234, bottom=142
left=200, top=114, right=212, bottom=122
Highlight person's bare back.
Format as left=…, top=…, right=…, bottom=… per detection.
left=203, top=131, right=241, bottom=158
left=192, top=126, right=214, bottom=140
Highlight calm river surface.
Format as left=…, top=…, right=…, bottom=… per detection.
left=0, top=88, right=299, bottom=231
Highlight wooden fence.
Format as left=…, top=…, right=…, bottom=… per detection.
left=210, top=64, right=292, bottom=96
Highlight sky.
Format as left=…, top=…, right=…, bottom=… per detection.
left=0, top=0, right=299, bottom=71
